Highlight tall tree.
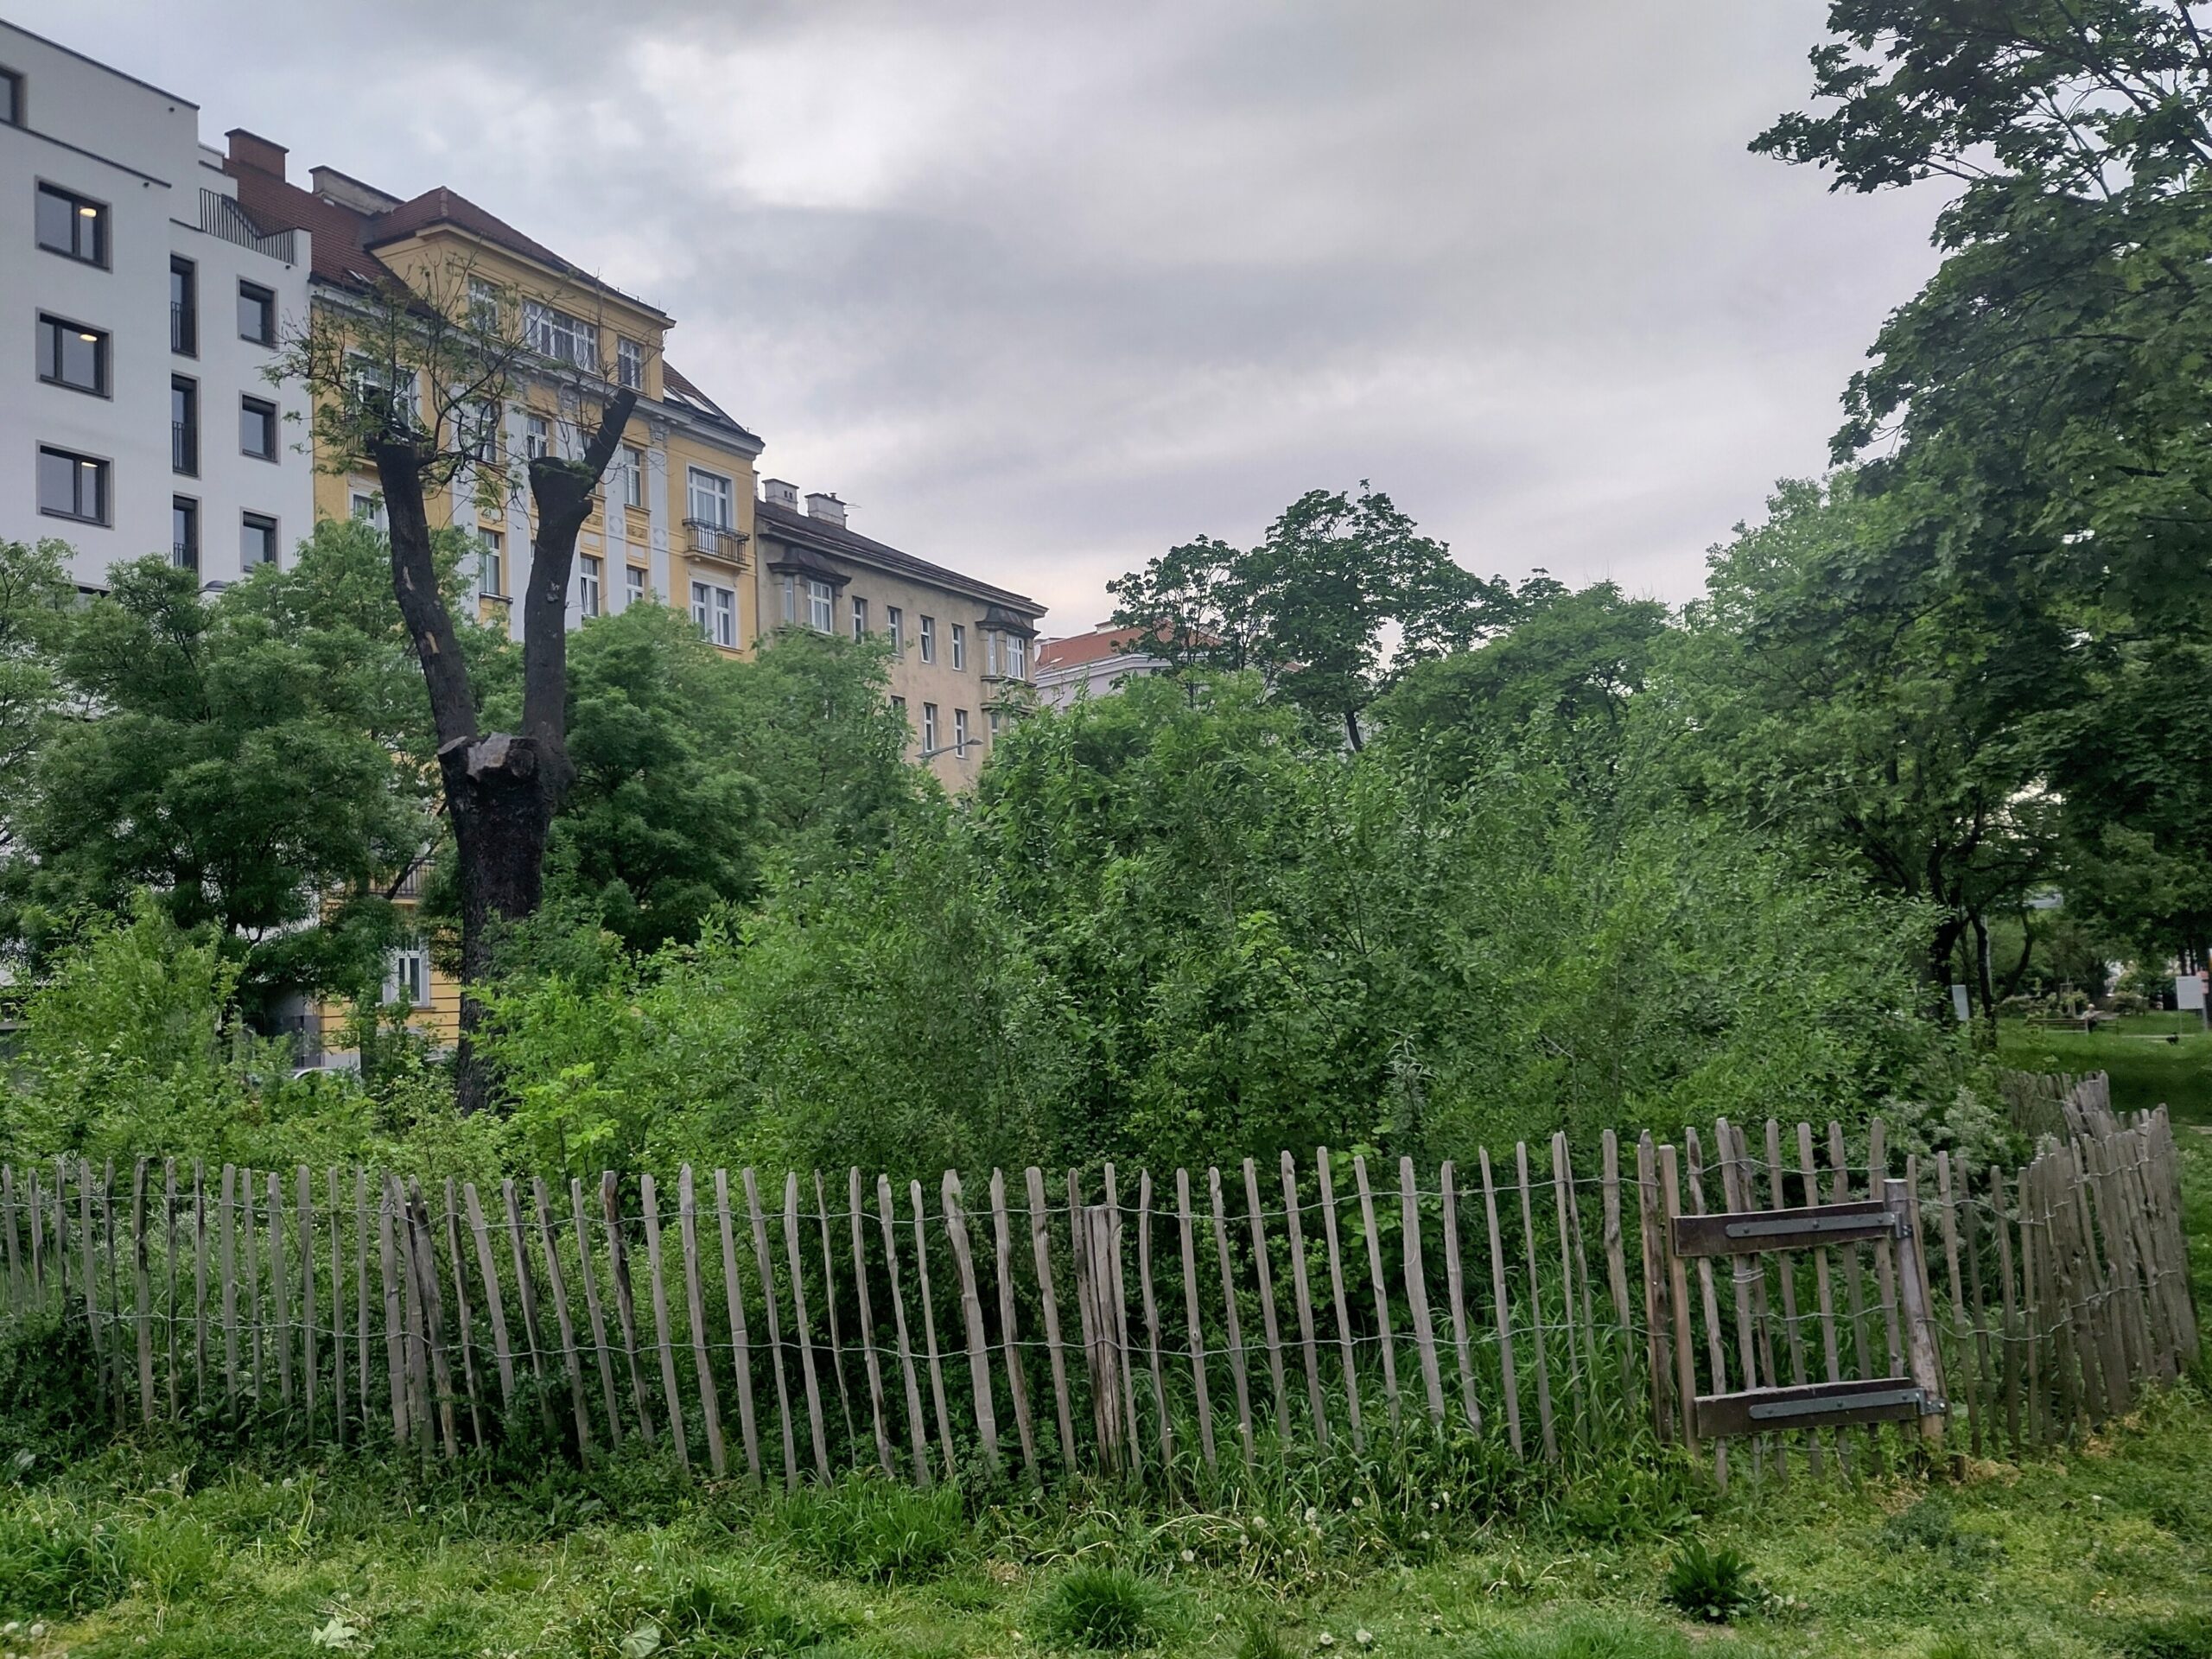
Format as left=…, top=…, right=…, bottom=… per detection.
left=0, top=539, right=72, bottom=868
left=1109, top=483, right=1506, bottom=747
left=283, top=260, right=637, bottom=1108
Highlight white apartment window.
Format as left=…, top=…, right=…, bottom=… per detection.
left=950, top=623, right=966, bottom=671
left=36, top=447, right=107, bottom=524
left=460, top=399, right=499, bottom=462
left=989, top=709, right=1002, bottom=736
left=621, top=444, right=645, bottom=509
left=241, top=512, right=278, bottom=568
left=887, top=606, right=905, bottom=653
left=37, top=315, right=107, bottom=396
left=780, top=575, right=797, bottom=626
left=923, top=703, right=938, bottom=751
left=387, top=942, right=429, bottom=1008
left=954, top=709, right=969, bottom=752
left=687, top=467, right=733, bottom=528
left=807, top=578, right=834, bottom=632
left=693, top=582, right=735, bottom=646
left=579, top=555, right=602, bottom=619
left=626, top=563, right=645, bottom=606
left=477, top=527, right=505, bottom=597
left=851, top=595, right=868, bottom=640
left=891, top=695, right=907, bottom=721
left=237, top=281, right=276, bottom=346
left=350, top=490, right=386, bottom=531
left=35, top=183, right=106, bottom=265
left=617, top=337, right=645, bottom=389
left=240, top=396, right=279, bottom=461
left=1007, top=635, right=1027, bottom=679
left=345, top=352, right=418, bottom=423
left=524, top=301, right=596, bottom=369
left=524, top=414, right=550, bottom=461
left=919, top=615, right=936, bottom=664
left=988, top=632, right=1001, bottom=678
left=467, top=276, right=501, bottom=331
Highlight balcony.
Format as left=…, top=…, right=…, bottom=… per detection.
left=685, top=518, right=748, bottom=566
left=171, top=423, right=197, bottom=476
left=170, top=300, right=195, bottom=356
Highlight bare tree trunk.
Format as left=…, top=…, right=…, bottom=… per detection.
left=1970, top=909, right=1998, bottom=1048
left=375, top=386, right=637, bottom=1114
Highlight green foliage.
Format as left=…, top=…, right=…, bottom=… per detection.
left=1660, top=1538, right=1758, bottom=1623
left=760, top=1475, right=967, bottom=1582
left=0, top=1500, right=129, bottom=1618
left=1033, top=1563, right=1175, bottom=1651
left=0, top=1311, right=105, bottom=1474
left=2120, top=1613, right=2212, bottom=1659
left=601, top=1554, right=849, bottom=1656
left=1232, top=1620, right=1300, bottom=1659
left=1108, top=483, right=1511, bottom=747
left=1467, top=1616, right=1694, bottom=1659
left=1878, top=1497, right=2002, bottom=1569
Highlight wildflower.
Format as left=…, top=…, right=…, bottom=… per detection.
left=1180, top=1548, right=1196, bottom=1563
left=1318, top=1635, right=1336, bottom=1648
left=1356, top=1630, right=1375, bottom=1647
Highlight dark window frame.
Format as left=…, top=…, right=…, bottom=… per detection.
left=237, top=279, right=276, bottom=346
left=170, top=255, right=197, bottom=356
left=2, top=67, right=24, bottom=130
left=241, top=512, right=279, bottom=569
left=37, top=444, right=110, bottom=524
left=171, top=375, right=199, bottom=476
left=35, top=181, right=108, bottom=266
left=173, top=495, right=200, bottom=571
left=36, top=312, right=108, bottom=396
left=239, top=395, right=279, bottom=461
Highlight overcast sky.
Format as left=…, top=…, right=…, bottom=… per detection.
left=17, top=1, right=1948, bottom=634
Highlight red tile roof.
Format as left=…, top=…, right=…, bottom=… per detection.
left=1037, top=625, right=1172, bottom=671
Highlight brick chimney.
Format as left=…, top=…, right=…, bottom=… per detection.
left=225, top=128, right=288, bottom=181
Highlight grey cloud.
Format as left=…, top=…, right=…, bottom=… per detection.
left=22, top=0, right=1950, bottom=630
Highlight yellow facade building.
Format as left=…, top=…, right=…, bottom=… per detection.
left=213, top=129, right=1044, bottom=1058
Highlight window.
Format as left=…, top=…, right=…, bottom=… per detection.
left=626, top=563, right=645, bottom=607
left=0, top=67, right=20, bottom=127
left=36, top=447, right=107, bottom=524
left=467, top=276, right=500, bottom=331
left=241, top=512, right=278, bottom=569
left=461, top=398, right=500, bottom=462
left=922, top=703, right=938, bottom=751
left=476, top=528, right=504, bottom=597
left=36, top=315, right=106, bottom=395
left=344, top=352, right=418, bottom=423
left=237, top=281, right=276, bottom=346
left=989, top=709, right=1002, bottom=736
left=170, top=377, right=198, bottom=475
left=1007, top=635, right=1027, bottom=679
left=891, top=695, right=907, bottom=721
left=579, top=555, right=602, bottom=619
left=686, top=467, right=733, bottom=527
left=807, top=578, right=834, bottom=632
left=172, top=498, right=198, bottom=571
left=523, top=301, right=596, bottom=369
left=524, top=414, right=550, bottom=461
left=887, top=606, right=904, bottom=653
left=239, top=396, right=278, bottom=460
left=954, top=709, right=969, bottom=752
left=35, top=183, right=105, bottom=264
left=169, top=257, right=196, bottom=355
left=851, top=595, right=868, bottom=640
left=950, top=623, right=966, bottom=671
left=387, top=943, right=429, bottom=1008
left=617, top=336, right=645, bottom=389
left=350, top=490, right=386, bottom=531
left=692, top=582, right=735, bottom=647
left=621, top=444, right=645, bottom=509
left=919, top=614, right=936, bottom=663
left=988, top=632, right=1000, bottom=678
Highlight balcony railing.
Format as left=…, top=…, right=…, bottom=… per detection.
left=199, top=188, right=296, bottom=263
left=170, top=300, right=194, bottom=356
left=171, top=423, right=197, bottom=475
left=685, top=518, right=747, bottom=564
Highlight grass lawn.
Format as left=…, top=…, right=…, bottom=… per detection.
left=1998, top=1017, right=2212, bottom=1126
left=3, top=1143, right=2205, bottom=1659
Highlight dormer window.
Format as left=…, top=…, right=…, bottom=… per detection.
left=524, top=302, right=596, bottom=370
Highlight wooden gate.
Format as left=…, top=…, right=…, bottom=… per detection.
left=1662, top=1135, right=1947, bottom=1483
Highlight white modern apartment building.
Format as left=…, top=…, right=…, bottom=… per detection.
left=0, top=21, right=312, bottom=591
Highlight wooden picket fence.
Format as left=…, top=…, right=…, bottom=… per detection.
left=3, top=1074, right=2196, bottom=1490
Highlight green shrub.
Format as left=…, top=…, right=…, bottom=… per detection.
left=1878, top=1497, right=2002, bottom=1567
left=1035, top=1563, right=1174, bottom=1651
left=764, top=1474, right=966, bottom=1582
left=0, top=1309, right=106, bottom=1471
left=2119, top=1613, right=2212, bottom=1659
left=1659, top=1538, right=1758, bottom=1624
